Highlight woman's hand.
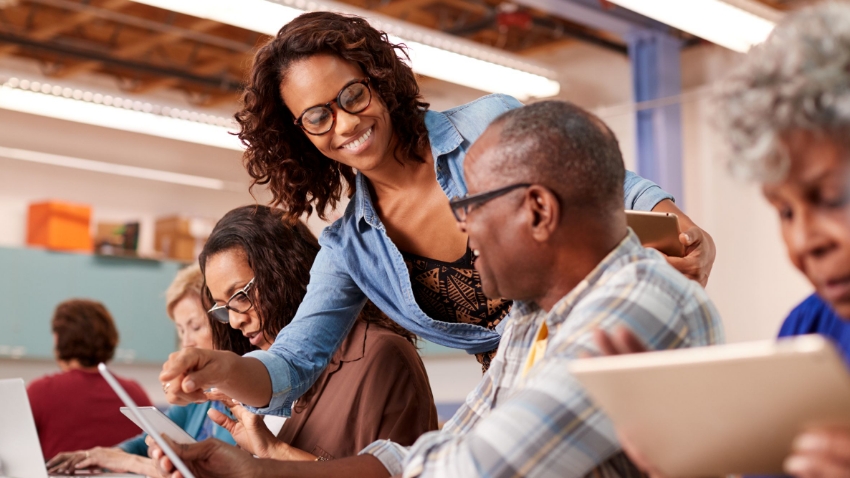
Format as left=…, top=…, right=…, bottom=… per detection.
left=160, top=348, right=238, bottom=405
left=147, top=435, right=261, bottom=478
left=651, top=199, right=716, bottom=288
left=207, top=402, right=272, bottom=457
left=160, top=348, right=272, bottom=408
left=208, top=401, right=317, bottom=461
left=46, top=447, right=142, bottom=475
left=785, top=428, right=850, bottom=478
left=46, top=450, right=89, bottom=475
left=47, top=450, right=90, bottom=475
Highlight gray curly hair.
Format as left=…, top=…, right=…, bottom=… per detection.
left=718, top=1, right=850, bottom=181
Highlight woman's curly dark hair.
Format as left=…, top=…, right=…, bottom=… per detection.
left=198, top=205, right=416, bottom=357
left=236, top=12, right=430, bottom=222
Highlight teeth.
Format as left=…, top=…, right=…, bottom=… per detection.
left=343, top=127, right=372, bottom=150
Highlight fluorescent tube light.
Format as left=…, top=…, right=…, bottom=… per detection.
left=128, top=0, right=561, bottom=99
left=608, top=0, right=781, bottom=53
left=0, top=144, right=242, bottom=190
left=0, top=77, right=243, bottom=150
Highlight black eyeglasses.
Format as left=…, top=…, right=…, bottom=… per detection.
left=449, top=183, right=531, bottom=222
left=293, top=78, right=372, bottom=136
left=207, top=278, right=255, bottom=324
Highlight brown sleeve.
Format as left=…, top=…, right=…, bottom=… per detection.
left=353, top=336, right=439, bottom=450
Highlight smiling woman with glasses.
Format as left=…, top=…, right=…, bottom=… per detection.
left=196, top=205, right=436, bottom=461
left=159, top=10, right=716, bottom=430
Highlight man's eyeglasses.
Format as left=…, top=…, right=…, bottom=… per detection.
left=293, top=78, right=372, bottom=136
left=207, top=278, right=255, bottom=324
left=449, top=183, right=531, bottom=222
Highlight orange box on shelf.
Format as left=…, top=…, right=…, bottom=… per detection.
left=27, top=201, right=93, bottom=252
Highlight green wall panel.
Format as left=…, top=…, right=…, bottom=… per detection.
left=418, top=339, right=465, bottom=357
left=0, top=247, right=182, bottom=363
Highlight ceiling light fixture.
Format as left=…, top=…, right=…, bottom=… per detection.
left=607, top=0, right=782, bottom=53
left=127, top=0, right=561, bottom=100
left=0, top=76, right=243, bottom=150
left=0, top=144, right=242, bottom=190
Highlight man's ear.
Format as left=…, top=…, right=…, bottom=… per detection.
left=527, top=186, right=560, bottom=242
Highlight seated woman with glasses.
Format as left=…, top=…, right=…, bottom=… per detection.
left=198, top=205, right=437, bottom=461
left=160, top=11, right=716, bottom=422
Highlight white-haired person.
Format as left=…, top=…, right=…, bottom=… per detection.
left=594, top=4, right=850, bottom=478
left=46, top=265, right=235, bottom=475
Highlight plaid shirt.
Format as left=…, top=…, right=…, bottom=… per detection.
left=360, top=231, right=724, bottom=478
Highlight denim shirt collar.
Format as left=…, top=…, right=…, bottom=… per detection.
left=353, top=109, right=463, bottom=226
left=424, top=109, right=464, bottom=158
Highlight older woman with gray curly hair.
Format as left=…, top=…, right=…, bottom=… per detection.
left=717, top=2, right=850, bottom=318
left=719, top=5, right=850, bottom=477
left=594, top=3, right=850, bottom=478
left=717, top=5, right=850, bottom=475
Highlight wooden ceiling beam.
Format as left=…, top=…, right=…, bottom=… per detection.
left=30, top=0, right=130, bottom=41
left=112, top=18, right=220, bottom=57
left=50, top=18, right=221, bottom=79
left=0, top=44, right=19, bottom=56
left=430, top=0, right=491, bottom=16
left=0, top=0, right=130, bottom=60
left=128, top=54, right=238, bottom=93
left=125, top=75, right=178, bottom=93
left=376, top=0, right=439, bottom=18
left=517, top=37, right=575, bottom=56
left=193, top=92, right=239, bottom=108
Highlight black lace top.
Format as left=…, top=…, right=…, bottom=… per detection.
left=401, top=247, right=512, bottom=371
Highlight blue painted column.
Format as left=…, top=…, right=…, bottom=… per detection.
left=627, top=29, right=685, bottom=208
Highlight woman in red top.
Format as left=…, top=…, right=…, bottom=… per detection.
left=26, top=299, right=152, bottom=460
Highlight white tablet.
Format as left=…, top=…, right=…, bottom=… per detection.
left=120, top=407, right=196, bottom=445
left=569, top=335, right=850, bottom=476
left=98, top=363, right=196, bottom=478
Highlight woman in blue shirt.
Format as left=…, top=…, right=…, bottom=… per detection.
left=779, top=295, right=850, bottom=367
left=46, top=265, right=235, bottom=475
left=160, top=11, right=716, bottom=416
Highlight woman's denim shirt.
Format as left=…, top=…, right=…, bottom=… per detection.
left=245, top=94, right=674, bottom=416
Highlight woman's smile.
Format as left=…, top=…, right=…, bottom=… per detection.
left=339, top=126, right=374, bottom=153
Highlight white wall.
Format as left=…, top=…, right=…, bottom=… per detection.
left=677, top=45, right=813, bottom=341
